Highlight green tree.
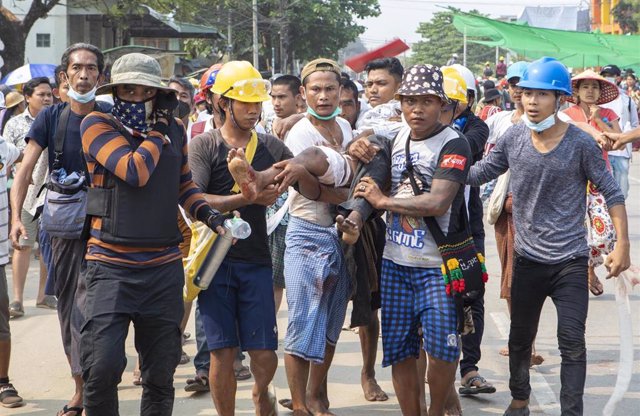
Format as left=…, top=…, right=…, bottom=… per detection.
left=0, top=0, right=63, bottom=74
left=1, top=0, right=379, bottom=75
left=613, top=0, right=640, bottom=33
left=200, top=0, right=381, bottom=73
left=411, top=9, right=495, bottom=71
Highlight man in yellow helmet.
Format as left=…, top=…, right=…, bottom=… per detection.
left=188, top=60, right=292, bottom=416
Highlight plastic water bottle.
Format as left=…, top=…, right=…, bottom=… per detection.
left=193, top=218, right=251, bottom=290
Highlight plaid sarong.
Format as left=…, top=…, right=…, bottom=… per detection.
left=283, top=217, right=351, bottom=363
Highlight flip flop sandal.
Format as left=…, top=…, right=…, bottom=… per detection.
left=278, top=398, right=293, bottom=410
left=185, top=375, right=210, bottom=392
left=458, top=375, right=496, bottom=395
left=234, top=365, right=252, bottom=381
left=132, top=370, right=142, bottom=386
left=8, top=302, right=24, bottom=318
left=179, top=350, right=190, bottom=365
left=589, top=276, right=604, bottom=296
left=503, top=405, right=529, bottom=416
left=0, top=383, right=24, bottom=408
left=60, top=405, right=84, bottom=416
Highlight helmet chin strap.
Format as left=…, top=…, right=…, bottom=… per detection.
left=228, top=99, right=255, bottom=132
left=449, top=101, right=459, bottom=126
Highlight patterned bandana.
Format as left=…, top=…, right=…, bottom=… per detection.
left=112, top=97, right=154, bottom=133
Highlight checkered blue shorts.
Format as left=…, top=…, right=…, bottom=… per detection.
left=381, top=259, right=460, bottom=367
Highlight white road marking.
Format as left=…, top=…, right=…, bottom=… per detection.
left=629, top=175, right=640, bottom=184
left=490, top=312, right=510, bottom=339
left=490, top=311, right=560, bottom=415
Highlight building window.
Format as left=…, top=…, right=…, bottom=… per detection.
left=36, top=34, right=51, bottom=48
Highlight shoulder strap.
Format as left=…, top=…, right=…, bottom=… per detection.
left=52, top=105, right=71, bottom=169
left=403, top=135, right=469, bottom=245
left=54, top=102, right=102, bottom=170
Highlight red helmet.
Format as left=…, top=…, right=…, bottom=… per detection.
left=194, top=91, right=206, bottom=104
left=199, top=63, right=224, bottom=92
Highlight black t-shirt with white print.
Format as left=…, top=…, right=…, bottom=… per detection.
left=383, top=124, right=472, bottom=268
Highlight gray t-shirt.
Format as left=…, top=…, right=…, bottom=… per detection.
left=468, top=123, right=624, bottom=263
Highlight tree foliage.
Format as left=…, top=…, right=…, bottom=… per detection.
left=1, top=0, right=380, bottom=75
left=613, top=0, right=640, bottom=33
left=0, top=0, right=62, bottom=74
left=188, top=0, right=381, bottom=72
left=410, top=9, right=495, bottom=72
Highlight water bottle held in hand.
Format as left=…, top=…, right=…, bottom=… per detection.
left=225, top=217, right=251, bottom=239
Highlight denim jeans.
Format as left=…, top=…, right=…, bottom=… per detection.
left=509, top=255, right=588, bottom=416
left=609, top=155, right=629, bottom=199
left=193, top=303, right=210, bottom=375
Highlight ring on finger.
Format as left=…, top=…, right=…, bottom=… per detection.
left=359, top=185, right=366, bottom=191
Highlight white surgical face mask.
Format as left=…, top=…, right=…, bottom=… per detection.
left=66, top=83, right=97, bottom=104
left=522, top=113, right=556, bottom=132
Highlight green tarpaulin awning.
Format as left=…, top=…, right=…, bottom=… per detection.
left=452, top=12, right=640, bottom=70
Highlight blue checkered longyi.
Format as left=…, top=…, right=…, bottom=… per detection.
left=283, top=217, right=351, bottom=364
left=380, top=259, right=460, bottom=367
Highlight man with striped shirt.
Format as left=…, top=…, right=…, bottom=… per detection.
left=79, top=53, right=226, bottom=416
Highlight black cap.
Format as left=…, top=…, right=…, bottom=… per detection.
left=600, top=65, right=621, bottom=77
left=483, top=80, right=495, bottom=90
left=483, top=88, right=501, bottom=103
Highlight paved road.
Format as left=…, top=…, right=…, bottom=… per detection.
left=5, top=161, right=640, bottom=415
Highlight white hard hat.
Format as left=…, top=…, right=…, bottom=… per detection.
left=451, top=64, right=476, bottom=95
left=452, top=53, right=459, bottom=58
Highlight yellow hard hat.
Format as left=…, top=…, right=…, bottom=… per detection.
left=441, top=66, right=468, bottom=106
left=211, top=60, right=270, bottom=103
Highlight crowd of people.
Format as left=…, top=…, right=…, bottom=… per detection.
left=0, top=41, right=636, bottom=416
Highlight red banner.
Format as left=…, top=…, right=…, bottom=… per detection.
left=345, top=39, right=410, bottom=73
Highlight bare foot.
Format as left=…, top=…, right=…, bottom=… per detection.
left=306, top=394, right=336, bottom=416
left=336, top=211, right=362, bottom=245
left=445, top=383, right=462, bottom=415
left=361, top=374, right=388, bottom=401
left=588, top=267, right=604, bottom=296
left=253, top=384, right=277, bottom=416
left=227, top=148, right=258, bottom=201
left=499, top=346, right=509, bottom=356
left=530, top=353, right=544, bottom=366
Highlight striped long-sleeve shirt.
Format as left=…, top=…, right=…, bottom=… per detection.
left=80, top=112, right=209, bottom=267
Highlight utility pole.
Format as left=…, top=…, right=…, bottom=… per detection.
left=253, top=0, right=259, bottom=70
left=227, top=10, right=233, bottom=60
left=463, top=25, right=467, bottom=67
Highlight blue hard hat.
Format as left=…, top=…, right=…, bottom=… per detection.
left=517, top=57, right=572, bottom=96
left=506, top=61, right=529, bottom=82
